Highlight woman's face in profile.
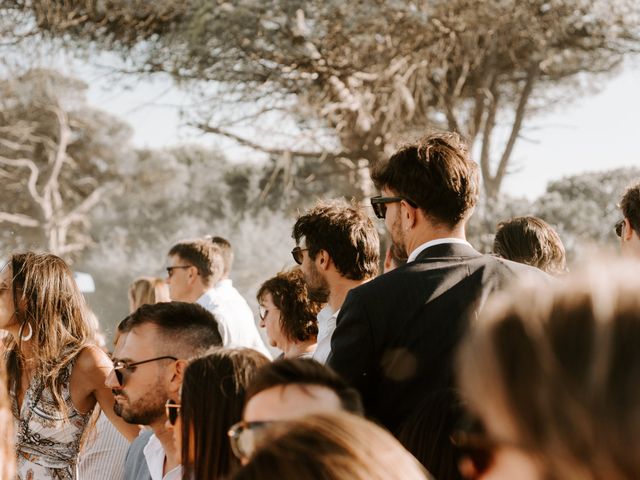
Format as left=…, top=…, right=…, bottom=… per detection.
left=0, top=266, right=17, bottom=331
left=258, top=292, right=285, bottom=349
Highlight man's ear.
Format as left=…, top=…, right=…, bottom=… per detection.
left=402, top=200, right=418, bottom=229
left=623, top=218, right=634, bottom=241
left=317, top=249, right=332, bottom=271
left=168, top=359, right=188, bottom=394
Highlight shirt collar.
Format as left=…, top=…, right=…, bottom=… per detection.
left=407, top=238, right=472, bottom=263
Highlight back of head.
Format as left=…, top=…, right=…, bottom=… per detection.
left=246, top=358, right=363, bottom=415
left=292, top=200, right=379, bottom=280
left=457, top=262, right=640, bottom=479
left=181, top=348, right=270, bottom=480
left=493, top=216, right=566, bottom=274
left=206, top=235, right=234, bottom=278
left=372, top=132, right=478, bottom=227
left=620, top=181, right=640, bottom=235
left=256, top=268, right=321, bottom=343
left=232, top=412, right=430, bottom=480
left=129, top=276, right=170, bottom=312
left=168, top=239, right=225, bottom=287
left=122, top=302, right=222, bottom=358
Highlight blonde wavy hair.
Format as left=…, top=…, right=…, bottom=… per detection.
left=128, top=276, right=170, bottom=312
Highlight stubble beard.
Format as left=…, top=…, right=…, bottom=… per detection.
left=113, top=381, right=167, bottom=426
left=390, top=214, right=408, bottom=259
left=306, top=262, right=330, bottom=303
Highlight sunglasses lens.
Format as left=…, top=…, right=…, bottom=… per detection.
left=292, top=248, right=302, bottom=265
left=371, top=200, right=386, bottom=219
left=115, top=370, right=124, bottom=386
left=464, top=447, right=493, bottom=476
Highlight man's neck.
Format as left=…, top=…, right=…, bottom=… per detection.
left=327, top=277, right=370, bottom=312
left=404, top=223, right=467, bottom=257
left=185, top=285, right=208, bottom=303
left=151, top=421, right=179, bottom=475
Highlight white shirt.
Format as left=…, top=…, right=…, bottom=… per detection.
left=407, top=238, right=472, bottom=263
left=143, top=434, right=182, bottom=480
left=313, top=305, right=340, bottom=364
left=197, top=280, right=272, bottom=359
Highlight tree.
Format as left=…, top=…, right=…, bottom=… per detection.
left=5, top=0, right=639, bottom=200
left=0, top=69, right=134, bottom=259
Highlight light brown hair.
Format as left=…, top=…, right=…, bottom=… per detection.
left=4, top=252, right=92, bottom=418
left=233, top=412, right=430, bottom=480
left=168, top=239, right=224, bottom=287
left=458, top=263, right=640, bottom=480
left=128, top=276, right=170, bottom=312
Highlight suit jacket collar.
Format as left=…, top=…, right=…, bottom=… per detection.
left=414, top=242, right=481, bottom=261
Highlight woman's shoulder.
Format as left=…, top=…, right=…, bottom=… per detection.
left=72, top=344, right=110, bottom=378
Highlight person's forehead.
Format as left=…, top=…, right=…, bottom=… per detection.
left=168, top=254, right=185, bottom=265
left=244, top=384, right=342, bottom=422
left=259, top=291, right=275, bottom=306
left=117, top=323, right=160, bottom=359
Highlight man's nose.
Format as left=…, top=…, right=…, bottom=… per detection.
left=105, top=369, right=121, bottom=390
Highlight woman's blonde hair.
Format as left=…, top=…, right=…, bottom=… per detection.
left=458, top=262, right=640, bottom=480
left=4, top=252, right=92, bottom=418
left=233, top=412, right=430, bottom=480
left=128, top=276, right=170, bottom=312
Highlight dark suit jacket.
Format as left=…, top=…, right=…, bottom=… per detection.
left=328, top=242, right=545, bottom=434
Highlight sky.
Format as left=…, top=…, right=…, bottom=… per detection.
left=84, top=61, right=640, bottom=200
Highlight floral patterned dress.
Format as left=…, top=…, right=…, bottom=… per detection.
left=12, top=361, right=93, bottom=480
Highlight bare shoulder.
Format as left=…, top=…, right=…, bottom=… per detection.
left=73, top=344, right=111, bottom=379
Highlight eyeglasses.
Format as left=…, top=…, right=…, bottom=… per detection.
left=228, top=420, right=273, bottom=461
left=370, top=195, right=417, bottom=219
left=291, top=246, right=309, bottom=265
left=166, top=265, right=192, bottom=276
left=112, top=356, right=178, bottom=386
left=258, top=305, right=268, bottom=321
left=615, top=219, right=625, bottom=238
left=165, top=399, right=181, bottom=426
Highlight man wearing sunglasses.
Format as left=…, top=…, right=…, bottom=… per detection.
left=107, top=302, right=222, bottom=480
left=328, top=132, right=546, bottom=437
left=291, top=200, right=379, bottom=364
left=166, top=238, right=270, bottom=358
left=617, top=181, right=640, bottom=258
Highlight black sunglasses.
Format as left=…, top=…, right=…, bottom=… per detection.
left=370, top=195, right=417, bottom=219
left=165, top=399, right=181, bottom=426
left=291, top=246, right=309, bottom=265
left=615, top=219, right=625, bottom=238
left=112, top=356, right=178, bottom=386
left=166, top=265, right=192, bottom=276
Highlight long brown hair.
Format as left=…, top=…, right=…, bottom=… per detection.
left=4, top=252, right=92, bottom=417
left=232, top=412, right=430, bottom=480
left=181, top=348, right=270, bottom=480
left=457, top=262, right=640, bottom=480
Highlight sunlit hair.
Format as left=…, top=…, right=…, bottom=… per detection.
left=206, top=235, right=234, bottom=277
left=232, top=412, right=430, bottom=480
left=457, top=261, right=640, bottom=479
left=4, top=252, right=92, bottom=418
left=128, top=276, right=170, bottom=312
left=0, top=365, right=15, bottom=479
left=619, top=181, right=640, bottom=235
left=256, top=268, right=321, bottom=343
left=181, top=348, right=270, bottom=480
left=168, top=238, right=224, bottom=287
left=493, top=215, right=566, bottom=275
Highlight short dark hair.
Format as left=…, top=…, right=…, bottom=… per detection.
left=168, top=239, right=224, bottom=287
left=256, top=269, right=321, bottom=343
left=122, top=302, right=222, bottom=357
left=372, top=132, right=479, bottom=226
left=292, top=200, right=379, bottom=280
left=246, top=358, right=363, bottom=415
left=207, top=235, right=234, bottom=277
left=493, top=216, right=566, bottom=275
left=620, top=181, right=640, bottom=235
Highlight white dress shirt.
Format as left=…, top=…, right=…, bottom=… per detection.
left=312, top=305, right=340, bottom=364
left=407, top=238, right=472, bottom=263
left=197, top=280, right=272, bottom=358
left=143, top=434, right=182, bottom=480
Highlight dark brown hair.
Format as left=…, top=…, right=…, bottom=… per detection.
left=620, top=181, right=640, bottom=235
left=458, top=262, right=640, bottom=479
left=372, top=132, right=479, bottom=226
left=256, top=268, right=321, bottom=342
left=232, top=412, right=429, bottom=480
left=493, top=216, right=566, bottom=274
left=245, top=358, right=363, bottom=415
left=292, top=200, right=379, bottom=280
left=4, top=252, right=92, bottom=418
left=181, top=348, right=270, bottom=480
left=168, top=239, right=224, bottom=287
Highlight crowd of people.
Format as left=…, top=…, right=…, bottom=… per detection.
left=1, top=131, right=639, bottom=480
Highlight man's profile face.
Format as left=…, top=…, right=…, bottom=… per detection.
left=166, top=254, right=192, bottom=301
left=299, top=241, right=330, bottom=303
left=243, top=384, right=342, bottom=423
left=382, top=188, right=408, bottom=259
left=107, top=323, right=171, bottom=426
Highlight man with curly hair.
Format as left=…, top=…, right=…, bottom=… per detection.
left=618, top=181, right=640, bottom=258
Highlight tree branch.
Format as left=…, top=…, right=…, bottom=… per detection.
left=0, top=212, right=39, bottom=227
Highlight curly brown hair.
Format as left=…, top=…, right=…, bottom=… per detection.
left=620, top=181, right=640, bottom=235
left=256, top=269, right=321, bottom=343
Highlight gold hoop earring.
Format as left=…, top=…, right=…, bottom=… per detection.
left=20, top=322, right=33, bottom=342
